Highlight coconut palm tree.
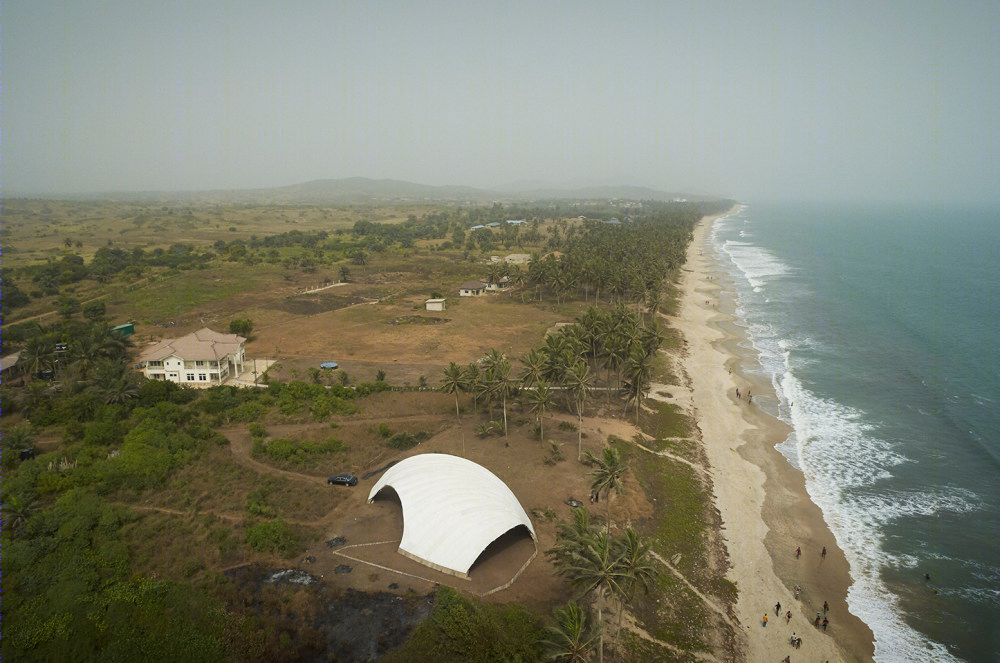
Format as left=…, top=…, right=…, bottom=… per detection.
left=540, top=601, right=598, bottom=663
left=21, top=336, right=55, bottom=376
left=440, top=362, right=467, bottom=421
left=553, top=530, right=627, bottom=663
left=489, top=357, right=517, bottom=441
left=6, top=425, right=34, bottom=451
left=622, top=346, right=653, bottom=424
left=585, top=446, right=628, bottom=533
left=564, top=361, right=594, bottom=461
left=463, top=363, right=481, bottom=415
left=524, top=381, right=553, bottom=443
left=519, top=348, right=549, bottom=387
left=3, top=493, right=39, bottom=536
left=612, top=527, right=656, bottom=649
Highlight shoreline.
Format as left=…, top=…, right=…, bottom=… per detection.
left=675, top=210, right=875, bottom=662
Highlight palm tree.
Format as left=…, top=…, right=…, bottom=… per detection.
left=540, top=601, right=598, bottom=663
left=519, top=348, right=549, bottom=387
left=463, top=363, right=481, bottom=415
left=489, top=357, right=517, bottom=441
left=613, top=528, right=656, bottom=648
left=564, top=361, right=594, bottom=461
left=524, top=381, right=553, bottom=443
left=616, top=528, right=655, bottom=600
left=6, top=425, right=34, bottom=451
left=21, top=336, right=55, bottom=376
left=3, top=493, right=39, bottom=536
left=554, top=530, right=627, bottom=663
left=622, top=346, right=653, bottom=424
left=585, top=446, right=628, bottom=533
left=91, top=361, right=140, bottom=405
left=440, top=362, right=467, bottom=421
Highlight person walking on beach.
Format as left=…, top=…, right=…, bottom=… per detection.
left=794, top=584, right=801, bottom=599
left=815, top=612, right=821, bottom=626
left=763, top=614, right=768, bottom=627
left=823, top=600, right=829, bottom=613
left=775, top=601, right=781, bottom=616
left=823, top=616, right=829, bottom=631
left=796, top=546, right=802, bottom=559
left=737, top=388, right=741, bottom=399
left=786, top=610, right=792, bottom=623
left=822, top=546, right=827, bottom=558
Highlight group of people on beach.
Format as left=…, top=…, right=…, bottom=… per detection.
left=763, top=545, right=832, bottom=659
left=735, top=387, right=752, bottom=404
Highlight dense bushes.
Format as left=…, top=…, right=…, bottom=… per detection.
left=246, top=518, right=300, bottom=557
left=382, top=586, right=542, bottom=663
left=251, top=436, right=346, bottom=466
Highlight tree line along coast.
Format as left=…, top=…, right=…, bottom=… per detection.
left=3, top=197, right=740, bottom=662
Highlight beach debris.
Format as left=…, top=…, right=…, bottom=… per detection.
left=565, top=497, right=584, bottom=508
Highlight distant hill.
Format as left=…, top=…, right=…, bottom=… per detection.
left=57, top=177, right=721, bottom=205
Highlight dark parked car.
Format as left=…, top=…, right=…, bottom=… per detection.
left=327, top=474, right=358, bottom=486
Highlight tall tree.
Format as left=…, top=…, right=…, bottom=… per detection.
left=585, top=446, right=628, bottom=533
left=540, top=601, right=598, bottom=663
left=524, top=381, right=553, bottom=443
left=564, top=361, right=594, bottom=461
left=463, top=363, right=481, bottom=415
left=439, top=362, right=467, bottom=422
left=553, top=530, right=626, bottom=663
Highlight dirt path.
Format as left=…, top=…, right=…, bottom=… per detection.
left=218, top=427, right=329, bottom=486
left=120, top=502, right=328, bottom=528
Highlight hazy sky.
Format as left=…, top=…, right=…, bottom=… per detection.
left=7, top=0, right=999, bottom=202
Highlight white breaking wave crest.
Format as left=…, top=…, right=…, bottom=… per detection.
left=710, top=210, right=971, bottom=663
left=721, top=239, right=791, bottom=289
left=779, top=370, right=970, bottom=663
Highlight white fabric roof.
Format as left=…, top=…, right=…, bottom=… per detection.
left=368, top=453, right=536, bottom=578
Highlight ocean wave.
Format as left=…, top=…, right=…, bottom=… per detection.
left=777, top=371, right=969, bottom=663
left=721, top=239, right=791, bottom=289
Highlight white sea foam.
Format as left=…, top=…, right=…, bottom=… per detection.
left=780, top=367, right=970, bottom=663
left=722, top=239, right=791, bottom=289
left=712, top=209, right=971, bottom=663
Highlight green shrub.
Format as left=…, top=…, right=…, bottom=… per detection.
left=386, top=431, right=429, bottom=450
left=248, top=422, right=267, bottom=438
left=246, top=518, right=299, bottom=557
left=383, top=586, right=542, bottom=663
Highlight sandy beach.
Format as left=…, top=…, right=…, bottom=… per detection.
left=673, top=211, right=876, bottom=662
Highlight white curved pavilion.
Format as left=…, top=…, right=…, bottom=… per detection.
left=367, top=453, right=536, bottom=578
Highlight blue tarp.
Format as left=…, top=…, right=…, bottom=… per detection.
left=320, top=362, right=339, bottom=369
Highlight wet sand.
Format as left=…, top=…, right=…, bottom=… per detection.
left=674, top=210, right=876, bottom=662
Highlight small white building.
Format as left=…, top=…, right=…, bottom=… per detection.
left=485, top=276, right=511, bottom=291
left=138, top=328, right=246, bottom=385
left=504, top=253, right=531, bottom=265
left=425, top=298, right=447, bottom=311
left=459, top=281, right=486, bottom=297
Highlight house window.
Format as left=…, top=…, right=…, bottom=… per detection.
left=186, top=373, right=195, bottom=381
left=148, top=360, right=163, bottom=367
left=199, top=373, right=207, bottom=381
left=196, top=361, right=205, bottom=367
left=153, top=373, right=165, bottom=380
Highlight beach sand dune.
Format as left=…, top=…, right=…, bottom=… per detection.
left=671, top=212, right=875, bottom=663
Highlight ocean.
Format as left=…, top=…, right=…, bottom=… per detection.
left=708, top=202, right=1000, bottom=663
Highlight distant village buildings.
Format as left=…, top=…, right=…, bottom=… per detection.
left=425, top=298, right=447, bottom=311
